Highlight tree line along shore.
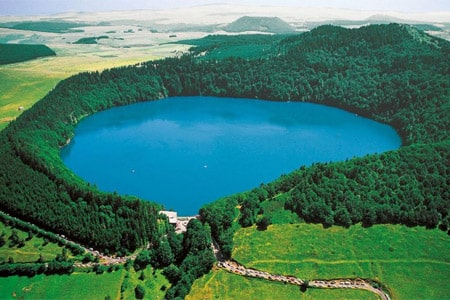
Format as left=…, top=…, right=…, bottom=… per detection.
left=0, top=23, right=448, bottom=298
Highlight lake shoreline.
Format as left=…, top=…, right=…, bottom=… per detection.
left=61, top=96, right=401, bottom=215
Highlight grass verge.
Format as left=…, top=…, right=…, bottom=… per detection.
left=230, top=223, right=449, bottom=299
left=187, top=268, right=377, bottom=300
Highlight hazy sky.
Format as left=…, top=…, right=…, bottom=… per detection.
left=1, top=0, right=449, bottom=16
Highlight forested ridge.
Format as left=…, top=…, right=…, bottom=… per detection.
left=0, top=44, right=56, bottom=65
left=0, top=23, right=448, bottom=261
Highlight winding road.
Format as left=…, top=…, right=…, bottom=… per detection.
left=212, top=239, right=390, bottom=300
left=0, top=210, right=390, bottom=299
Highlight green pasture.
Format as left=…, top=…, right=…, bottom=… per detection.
left=0, top=221, right=63, bottom=263
left=187, top=269, right=377, bottom=300
left=0, top=264, right=169, bottom=300
left=189, top=223, right=449, bottom=299
left=0, top=270, right=123, bottom=300
left=230, top=223, right=449, bottom=299
left=0, top=68, right=61, bottom=131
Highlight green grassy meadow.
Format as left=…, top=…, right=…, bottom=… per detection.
left=0, top=270, right=124, bottom=300
left=0, top=219, right=169, bottom=299
left=188, top=223, right=450, bottom=299
left=187, top=269, right=377, bottom=300
left=0, top=264, right=169, bottom=300
left=229, top=223, right=449, bottom=299
left=0, top=55, right=147, bottom=131
left=0, top=67, right=61, bottom=131
left=0, top=221, right=63, bottom=263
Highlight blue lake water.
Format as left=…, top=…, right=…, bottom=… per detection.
left=61, top=96, right=401, bottom=215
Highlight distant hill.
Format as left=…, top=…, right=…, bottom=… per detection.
left=223, top=16, right=295, bottom=34
left=0, top=21, right=87, bottom=33
left=412, top=24, right=443, bottom=32
left=0, top=44, right=56, bottom=65
left=325, top=15, right=445, bottom=32
left=365, top=14, right=407, bottom=23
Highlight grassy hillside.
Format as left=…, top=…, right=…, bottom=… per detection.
left=0, top=68, right=61, bottom=131
left=234, top=224, right=449, bottom=299
left=0, top=44, right=56, bottom=65
left=189, top=224, right=449, bottom=299
left=0, top=221, right=63, bottom=264
left=0, top=266, right=169, bottom=300
left=188, top=269, right=377, bottom=300
left=0, top=270, right=123, bottom=300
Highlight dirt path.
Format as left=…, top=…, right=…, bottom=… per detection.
left=212, top=240, right=390, bottom=300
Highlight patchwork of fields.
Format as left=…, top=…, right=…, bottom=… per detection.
left=0, top=23, right=191, bottom=131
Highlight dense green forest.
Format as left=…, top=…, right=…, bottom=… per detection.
left=0, top=23, right=448, bottom=267
left=178, top=34, right=287, bottom=60
left=0, top=43, right=56, bottom=65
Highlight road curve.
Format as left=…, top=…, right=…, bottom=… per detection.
left=216, top=259, right=390, bottom=300
left=212, top=240, right=390, bottom=300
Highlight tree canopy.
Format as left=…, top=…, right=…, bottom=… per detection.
left=0, top=24, right=448, bottom=256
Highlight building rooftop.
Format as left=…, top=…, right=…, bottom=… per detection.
left=159, top=211, right=178, bottom=224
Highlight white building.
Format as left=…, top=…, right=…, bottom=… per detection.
left=159, top=211, right=178, bottom=225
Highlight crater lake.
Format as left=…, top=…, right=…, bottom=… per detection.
left=61, top=97, right=401, bottom=215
